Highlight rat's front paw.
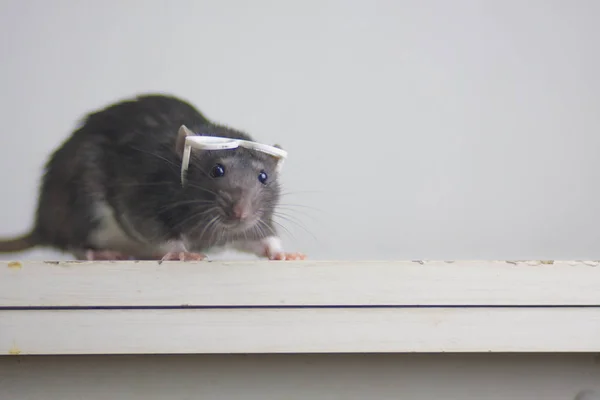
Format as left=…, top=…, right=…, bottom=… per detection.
left=256, top=236, right=306, bottom=261
left=269, top=252, right=307, bottom=261
left=159, top=252, right=207, bottom=263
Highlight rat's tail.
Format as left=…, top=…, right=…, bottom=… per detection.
left=0, top=231, right=38, bottom=253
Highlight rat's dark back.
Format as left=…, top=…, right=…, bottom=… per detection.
left=34, top=95, right=212, bottom=252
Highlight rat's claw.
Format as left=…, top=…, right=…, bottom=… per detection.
left=159, top=252, right=208, bottom=263
left=269, top=252, right=307, bottom=261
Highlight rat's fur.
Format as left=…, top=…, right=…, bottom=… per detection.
left=0, top=94, right=299, bottom=261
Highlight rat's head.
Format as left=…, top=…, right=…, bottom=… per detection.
left=175, top=125, right=282, bottom=242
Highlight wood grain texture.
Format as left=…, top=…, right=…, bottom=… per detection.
left=1, top=260, right=599, bottom=307
left=2, top=308, right=600, bottom=355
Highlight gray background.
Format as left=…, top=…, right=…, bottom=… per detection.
left=1, top=0, right=598, bottom=261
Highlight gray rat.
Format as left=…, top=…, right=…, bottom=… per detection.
left=0, top=94, right=305, bottom=261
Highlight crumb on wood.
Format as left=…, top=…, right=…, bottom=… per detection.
left=7, top=261, right=21, bottom=269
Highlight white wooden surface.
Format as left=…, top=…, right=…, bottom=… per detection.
left=2, top=260, right=599, bottom=306
left=1, top=260, right=600, bottom=355
left=1, top=354, right=599, bottom=400
left=3, top=308, right=600, bottom=354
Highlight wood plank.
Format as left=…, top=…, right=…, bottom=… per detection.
left=1, top=260, right=599, bottom=307
left=2, top=307, right=600, bottom=355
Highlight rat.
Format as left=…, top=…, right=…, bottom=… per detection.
left=0, top=94, right=305, bottom=262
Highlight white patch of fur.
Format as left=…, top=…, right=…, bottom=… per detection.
left=231, top=235, right=283, bottom=258
left=261, top=236, right=284, bottom=256
left=89, top=202, right=145, bottom=254
left=89, top=202, right=192, bottom=258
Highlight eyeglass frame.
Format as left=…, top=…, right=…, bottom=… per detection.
left=180, top=135, right=288, bottom=186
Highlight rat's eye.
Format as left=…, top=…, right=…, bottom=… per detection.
left=210, top=164, right=225, bottom=178
left=258, top=171, right=268, bottom=184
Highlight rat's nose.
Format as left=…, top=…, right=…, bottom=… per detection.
left=232, top=201, right=251, bottom=220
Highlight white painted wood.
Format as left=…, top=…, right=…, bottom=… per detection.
left=1, top=354, right=599, bottom=400
left=2, top=308, right=600, bottom=355
left=2, top=260, right=599, bottom=355
left=1, top=260, right=599, bottom=307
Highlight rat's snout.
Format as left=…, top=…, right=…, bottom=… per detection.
left=232, top=200, right=251, bottom=220
left=227, top=190, right=254, bottom=222
left=221, top=188, right=259, bottom=227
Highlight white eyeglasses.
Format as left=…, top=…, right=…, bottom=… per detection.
left=181, top=133, right=288, bottom=186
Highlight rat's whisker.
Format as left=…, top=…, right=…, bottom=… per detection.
left=184, top=183, right=219, bottom=197
left=255, top=220, right=271, bottom=241
left=147, top=207, right=213, bottom=244
left=275, top=205, right=321, bottom=222
left=272, top=212, right=317, bottom=241
left=256, top=218, right=276, bottom=236
left=209, top=217, right=226, bottom=246
left=129, top=146, right=180, bottom=170
left=197, top=215, right=220, bottom=245
left=157, top=199, right=215, bottom=214
left=273, top=211, right=309, bottom=228
left=169, top=206, right=218, bottom=234
left=277, top=203, right=325, bottom=213
left=270, top=219, right=295, bottom=240
left=278, top=189, right=324, bottom=197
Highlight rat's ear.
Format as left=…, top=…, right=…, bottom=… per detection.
left=176, top=125, right=195, bottom=157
